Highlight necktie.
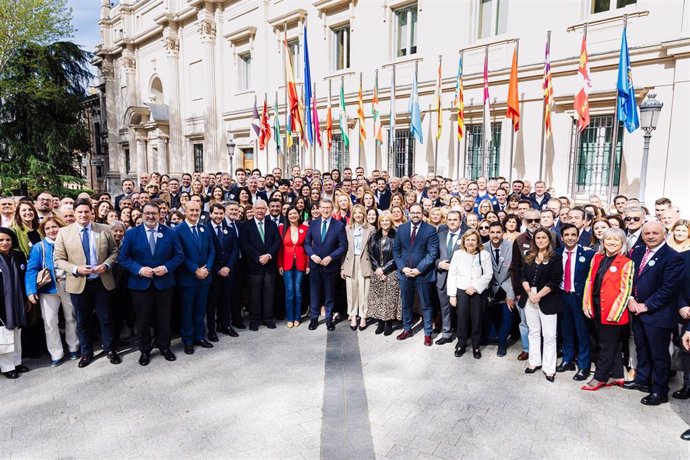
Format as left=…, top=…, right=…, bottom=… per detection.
left=81, top=227, right=91, bottom=266
left=447, top=233, right=456, bottom=257
left=257, top=220, right=265, bottom=242
left=216, top=225, right=223, bottom=240
left=494, top=248, right=500, bottom=265
left=321, top=220, right=328, bottom=241
left=192, top=225, right=199, bottom=242
left=148, top=229, right=156, bottom=256
left=230, top=221, right=238, bottom=237
left=564, top=251, right=573, bottom=292
left=410, top=224, right=418, bottom=247
left=639, top=248, right=652, bottom=273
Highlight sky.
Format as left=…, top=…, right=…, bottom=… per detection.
left=67, top=0, right=101, bottom=54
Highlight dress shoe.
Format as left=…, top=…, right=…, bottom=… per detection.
left=424, top=335, right=432, bottom=347
left=472, top=348, right=482, bottom=359
left=383, top=322, right=393, bottom=336
left=556, top=361, right=576, bottom=373
left=497, top=347, right=507, bottom=357
left=194, top=340, right=214, bottom=348
left=359, top=321, right=368, bottom=331
left=672, top=385, right=690, bottom=400
left=220, top=326, right=238, bottom=337
left=681, top=429, right=690, bottom=441
left=435, top=337, right=453, bottom=345
left=545, top=374, right=555, bottom=383
left=159, top=348, right=176, bottom=361
left=78, top=353, right=94, bottom=368
left=262, top=321, right=277, bottom=329
left=375, top=321, right=385, bottom=335
left=68, top=351, right=80, bottom=360
left=15, top=364, right=29, bottom=373
left=326, top=320, right=335, bottom=331
left=139, top=352, right=150, bottom=366
left=454, top=346, right=466, bottom=358
left=517, top=351, right=529, bottom=361
left=581, top=380, right=606, bottom=391
left=524, top=366, right=542, bottom=374
left=107, top=350, right=122, bottom=364
left=208, top=332, right=219, bottom=342
left=622, top=381, right=651, bottom=393
left=184, top=344, right=194, bottom=355
left=606, top=379, right=625, bottom=387
left=3, top=370, right=19, bottom=379
left=573, top=369, right=590, bottom=381
left=640, top=393, right=668, bottom=406
left=232, top=321, right=246, bottom=330
left=50, top=359, right=63, bottom=368
left=249, top=322, right=259, bottom=331
left=350, top=324, right=357, bottom=331
left=308, top=319, right=318, bottom=330
left=396, top=330, right=412, bottom=341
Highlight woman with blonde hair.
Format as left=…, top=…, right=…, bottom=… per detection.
left=389, top=206, right=406, bottom=229
left=428, top=208, right=444, bottom=229
left=668, top=219, right=690, bottom=252
left=333, top=193, right=352, bottom=225
left=367, top=212, right=401, bottom=336
left=341, top=204, right=374, bottom=330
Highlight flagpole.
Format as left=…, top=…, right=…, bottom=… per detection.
left=606, top=15, right=627, bottom=205
left=375, top=68, right=379, bottom=171
left=359, top=71, right=363, bottom=169
left=254, top=94, right=258, bottom=171
left=508, top=41, right=519, bottom=183
left=312, top=82, right=316, bottom=170
left=457, top=51, right=464, bottom=181
left=539, top=30, right=551, bottom=181
left=283, top=23, right=288, bottom=173
left=570, top=24, right=586, bottom=199
left=341, top=75, right=346, bottom=170
left=328, top=79, right=332, bottom=170
left=434, top=54, right=441, bottom=175
left=264, top=92, right=268, bottom=173
left=482, top=46, right=489, bottom=177
left=390, top=63, right=396, bottom=174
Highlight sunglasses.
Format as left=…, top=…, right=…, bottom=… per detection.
left=624, top=217, right=642, bottom=222
left=525, top=218, right=540, bottom=224
left=479, top=226, right=490, bottom=230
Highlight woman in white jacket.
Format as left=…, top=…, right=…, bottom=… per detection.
left=448, top=229, right=493, bottom=359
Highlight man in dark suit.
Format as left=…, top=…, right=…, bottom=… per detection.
left=224, top=201, right=245, bottom=329
left=375, top=177, right=391, bottom=210
left=434, top=210, right=463, bottom=345
left=238, top=199, right=281, bottom=331
left=305, top=198, right=347, bottom=331
left=267, top=198, right=286, bottom=227
left=174, top=200, right=215, bottom=355
left=206, top=203, right=239, bottom=341
left=624, top=221, right=685, bottom=405
left=569, top=206, right=592, bottom=247
left=115, top=179, right=135, bottom=212
left=484, top=222, right=516, bottom=357
left=118, top=202, right=184, bottom=365
left=528, top=180, right=552, bottom=211
left=393, top=203, right=440, bottom=346
left=556, top=223, right=595, bottom=380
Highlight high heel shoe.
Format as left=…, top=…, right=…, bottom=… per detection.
left=359, top=320, right=368, bottom=331
left=524, top=366, right=542, bottom=374
left=545, top=374, right=555, bottom=383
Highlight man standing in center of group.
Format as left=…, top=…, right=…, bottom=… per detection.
left=207, top=203, right=239, bottom=340
left=175, top=200, right=215, bottom=355
left=393, top=203, right=440, bottom=346
left=239, top=199, right=280, bottom=331
left=435, top=210, right=463, bottom=345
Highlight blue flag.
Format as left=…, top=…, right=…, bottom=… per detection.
left=616, top=26, right=639, bottom=133
left=303, top=25, right=313, bottom=145
left=409, top=71, right=423, bottom=144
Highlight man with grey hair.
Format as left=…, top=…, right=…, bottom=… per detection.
left=624, top=206, right=646, bottom=249
left=59, top=205, right=76, bottom=225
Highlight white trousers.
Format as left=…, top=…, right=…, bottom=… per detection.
left=0, top=329, right=22, bottom=373
left=40, top=282, right=79, bottom=360
left=525, top=299, right=558, bottom=375
left=346, top=261, right=370, bottom=318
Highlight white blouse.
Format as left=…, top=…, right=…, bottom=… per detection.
left=447, top=249, right=494, bottom=296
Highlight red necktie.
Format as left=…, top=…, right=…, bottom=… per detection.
left=564, top=251, right=573, bottom=293
left=639, top=248, right=652, bottom=274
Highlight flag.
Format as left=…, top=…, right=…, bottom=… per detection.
left=542, top=37, right=554, bottom=139
left=312, top=87, right=321, bottom=148
left=454, top=56, right=464, bottom=141
left=273, top=95, right=282, bottom=150
left=389, top=69, right=396, bottom=147
left=251, top=99, right=261, bottom=140
left=435, top=58, right=442, bottom=140
left=616, top=25, right=639, bottom=133
left=259, top=98, right=271, bottom=150
left=284, top=31, right=303, bottom=137
left=506, top=47, right=520, bottom=132
left=482, top=51, right=491, bottom=153
left=326, top=102, right=333, bottom=150
left=300, top=87, right=309, bottom=148
left=372, top=74, right=383, bottom=144
left=574, top=33, right=592, bottom=132
left=286, top=111, right=293, bottom=149
left=339, top=80, right=350, bottom=148
left=409, top=70, right=423, bottom=144
left=303, top=25, right=313, bottom=146
left=357, top=79, right=366, bottom=143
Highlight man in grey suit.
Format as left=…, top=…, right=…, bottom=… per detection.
left=484, top=221, right=516, bottom=357
left=435, top=210, right=464, bottom=345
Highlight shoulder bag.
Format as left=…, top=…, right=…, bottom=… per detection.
left=36, top=242, right=53, bottom=289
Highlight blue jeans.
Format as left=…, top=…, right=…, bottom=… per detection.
left=486, top=302, right=514, bottom=351
left=283, top=268, right=305, bottom=322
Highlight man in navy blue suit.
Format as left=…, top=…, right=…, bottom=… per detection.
left=206, top=203, right=239, bottom=341
left=305, top=198, right=347, bottom=331
left=118, top=202, right=184, bottom=365
left=175, top=200, right=215, bottom=355
left=568, top=207, right=592, bottom=247
left=238, top=199, right=281, bottom=331
left=556, top=223, right=594, bottom=380
left=393, top=203, right=440, bottom=346
left=624, top=221, right=685, bottom=405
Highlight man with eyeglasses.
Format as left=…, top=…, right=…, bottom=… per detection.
left=0, top=197, right=15, bottom=228
left=35, top=191, right=57, bottom=223
left=624, top=206, right=646, bottom=249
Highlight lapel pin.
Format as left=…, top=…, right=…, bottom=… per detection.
left=648, top=260, right=655, bottom=267
left=610, top=266, right=618, bottom=273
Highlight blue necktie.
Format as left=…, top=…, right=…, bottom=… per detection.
left=321, top=220, right=327, bottom=241
left=81, top=228, right=91, bottom=266
left=192, top=225, right=199, bottom=242
left=148, top=229, right=156, bottom=256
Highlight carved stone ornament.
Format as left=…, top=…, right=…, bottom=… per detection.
left=164, top=35, right=179, bottom=56
left=122, top=57, right=137, bottom=73
left=198, top=20, right=217, bottom=42
left=100, top=63, right=114, bottom=80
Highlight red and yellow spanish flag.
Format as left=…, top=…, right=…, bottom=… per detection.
left=284, top=31, right=303, bottom=137
left=574, top=33, right=592, bottom=132
left=259, top=98, right=271, bottom=150
left=357, top=79, right=366, bottom=143
left=454, top=56, right=464, bottom=141
left=542, top=37, right=554, bottom=138
left=325, top=103, right=333, bottom=150
left=506, top=46, right=520, bottom=132
left=435, top=57, right=442, bottom=141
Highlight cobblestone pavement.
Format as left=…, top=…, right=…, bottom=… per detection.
left=2, top=319, right=689, bottom=459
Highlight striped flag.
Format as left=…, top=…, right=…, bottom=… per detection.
left=435, top=57, right=442, bottom=141
left=542, top=37, right=554, bottom=139
left=409, top=69, right=423, bottom=144
left=506, top=46, right=520, bottom=132
left=454, top=56, right=464, bottom=140
left=312, top=86, right=321, bottom=148
left=259, top=98, right=271, bottom=149
left=273, top=95, right=282, bottom=150
left=372, top=74, right=383, bottom=144
left=251, top=99, right=261, bottom=140
left=339, top=79, right=350, bottom=148
left=283, top=31, right=303, bottom=138
left=357, top=78, right=366, bottom=143
left=574, top=33, right=592, bottom=132
left=326, top=102, right=333, bottom=151
left=482, top=51, right=491, bottom=154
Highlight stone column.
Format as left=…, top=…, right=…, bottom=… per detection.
left=198, top=7, right=218, bottom=172
left=100, top=59, right=122, bottom=191
left=157, top=135, right=169, bottom=173
left=164, top=26, right=182, bottom=175
left=135, top=134, right=147, bottom=179
left=122, top=48, right=138, bottom=109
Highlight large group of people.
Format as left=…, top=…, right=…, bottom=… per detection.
left=1, top=166, right=689, bottom=438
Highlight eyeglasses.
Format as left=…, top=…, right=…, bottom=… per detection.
left=624, top=217, right=642, bottom=222
left=479, top=225, right=490, bottom=230
left=525, top=219, right=540, bottom=224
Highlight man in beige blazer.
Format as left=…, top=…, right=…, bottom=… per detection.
left=54, top=198, right=120, bottom=368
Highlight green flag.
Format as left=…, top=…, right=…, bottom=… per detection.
left=339, top=80, right=350, bottom=148
left=273, top=95, right=282, bottom=150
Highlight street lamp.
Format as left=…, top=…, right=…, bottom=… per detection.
left=226, top=137, right=236, bottom=172
left=638, top=93, right=663, bottom=204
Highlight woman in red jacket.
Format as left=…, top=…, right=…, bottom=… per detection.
left=581, top=228, right=634, bottom=391
left=278, top=206, right=310, bottom=328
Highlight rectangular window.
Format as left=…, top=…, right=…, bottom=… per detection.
left=392, top=129, right=415, bottom=177
left=571, top=115, right=623, bottom=197
left=287, top=40, right=301, bottom=80
left=394, top=4, right=418, bottom=57
left=592, top=0, right=636, bottom=13
left=332, top=26, right=350, bottom=71
left=238, top=53, right=251, bottom=92
left=287, top=135, right=300, bottom=171
left=479, top=0, right=508, bottom=39
left=124, top=148, right=131, bottom=173
left=464, top=123, right=502, bottom=179
left=193, top=144, right=204, bottom=173
left=242, top=148, right=254, bottom=170
left=329, top=133, right=350, bottom=171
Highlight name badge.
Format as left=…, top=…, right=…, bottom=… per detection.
left=157, top=233, right=164, bottom=238
left=579, top=256, right=586, bottom=263
left=499, top=257, right=504, bottom=262
left=610, top=266, right=618, bottom=273
left=94, top=233, right=100, bottom=239
left=20, top=264, right=25, bottom=270
left=523, top=244, right=530, bottom=248
left=648, top=260, right=655, bottom=267
left=223, top=229, right=228, bottom=235
left=199, top=227, right=205, bottom=233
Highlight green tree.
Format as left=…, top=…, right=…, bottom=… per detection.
left=0, top=0, right=74, bottom=75
left=0, top=41, right=92, bottom=196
